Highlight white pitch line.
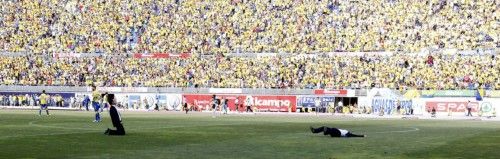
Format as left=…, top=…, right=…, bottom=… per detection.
left=369, top=127, right=420, bottom=134
left=29, top=120, right=247, bottom=131
left=2, top=120, right=420, bottom=140
left=0, top=121, right=250, bottom=140
left=0, top=130, right=97, bottom=140
left=29, top=121, right=102, bottom=130
left=134, top=123, right=246, bottom=131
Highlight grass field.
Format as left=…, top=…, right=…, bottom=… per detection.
left=1, top=110, right=500, bottom=159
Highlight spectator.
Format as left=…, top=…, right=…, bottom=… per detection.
left=0, top=1, right=496, bottom=54
left=0, top=53, right=498, bottom=90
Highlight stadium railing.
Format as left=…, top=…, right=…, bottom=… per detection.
left=1, top=47, right=497, bottom=57
left=1, top=86, right=499, bottom=98
left=0, top=85, right=314, bottom=95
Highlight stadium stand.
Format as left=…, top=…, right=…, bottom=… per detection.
left=0, top=0, right=498, bottom=90
left=0, top=54, right=498, bottom=90
left=0, top=0, right=497, bottom=54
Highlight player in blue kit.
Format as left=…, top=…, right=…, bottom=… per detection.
left=91, top=86, right=101, bottom=122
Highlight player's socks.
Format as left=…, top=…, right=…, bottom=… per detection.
left=96, top=113, right=101, bottom=121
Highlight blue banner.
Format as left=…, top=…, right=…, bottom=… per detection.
left=297, top=96, right=335, bottom=107
left=128, top=95, right=141, bottom=107
left=0, top=92, right=75, bottom=107
left=475, top=90, right=483, bottom=101
left=157, top=95, right=167, bottom=105
left=371, top=98, right=412, bottom=115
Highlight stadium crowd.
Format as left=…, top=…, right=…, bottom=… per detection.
left=0, top=54, right=498, bottom=90
left=0, top=94, right=67, bottom=107
left=0, top=0, right=497, bottom=54
left=0, top=0, right=498, bottom=90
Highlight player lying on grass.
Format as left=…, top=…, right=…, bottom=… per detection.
left=310, top=126, right=365, bottom=138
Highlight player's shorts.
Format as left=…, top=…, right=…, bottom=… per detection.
left=41, top=104, right=47, bottom=109
left=92, top=102, right=100, bottom=112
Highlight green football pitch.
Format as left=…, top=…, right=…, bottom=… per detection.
left=1, top=110, right=500, bottom=159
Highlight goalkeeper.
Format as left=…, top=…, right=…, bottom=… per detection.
left=310, top=126, right=365, bottom=138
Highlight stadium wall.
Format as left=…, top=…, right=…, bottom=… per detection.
left=414, top=97, right=499, bottom=117
left=1, top=86, right=499, bottom=116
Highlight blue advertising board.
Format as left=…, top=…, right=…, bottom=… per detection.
left=157, top=95, right=167, bottom=105
left=297, top=96, right=335, bottom=107
left=128, top=95, right=141, bottom=108
left=371, top=98, right=412, bottom=115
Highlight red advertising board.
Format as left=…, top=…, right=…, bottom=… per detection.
left=183, top=94, right=240, bottom=111
left=314, top=89, right=348, bottom=95
left=183, top=94, right=296, bottom=112
left=425, top=101, right=479, bottom=112
left=133, top=53, right=169, bottom=58
left=133, top=53, right=191, bottom=59
left=53, top=53, right=82, bottom=58
left=248, top=95, right=296, bottom=112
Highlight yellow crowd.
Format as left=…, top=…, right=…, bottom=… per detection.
left=0, top=0, right=497, bottom=54
left=0, top=54, right=498, bottom=90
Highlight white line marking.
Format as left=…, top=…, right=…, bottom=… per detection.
left=29, top=121, right=102, bottom=130
left=369, top=127, right=420, bottom=134
left=0, top=130, right=97, bottom=139
left=29, top=120, right=246, bottom=131
left=2, top=119, right=420, bottom=140
left=0, top=121, right=249, bottom=140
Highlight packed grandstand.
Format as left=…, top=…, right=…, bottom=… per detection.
left=0, top=54, right=498, bottom=89
left=0, top=0, right=498, bottom=90
left=1, top=1, right=500, bottom=158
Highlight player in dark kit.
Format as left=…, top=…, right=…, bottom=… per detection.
left=183, top=102, right=189, bottom=114
left=104, top=95, right=125, bottom=136
left=211, top=95, right=218, bottom=118
left=310, top=126, right=365, bottom=138
left=154, top=96, right=160, bottom=111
